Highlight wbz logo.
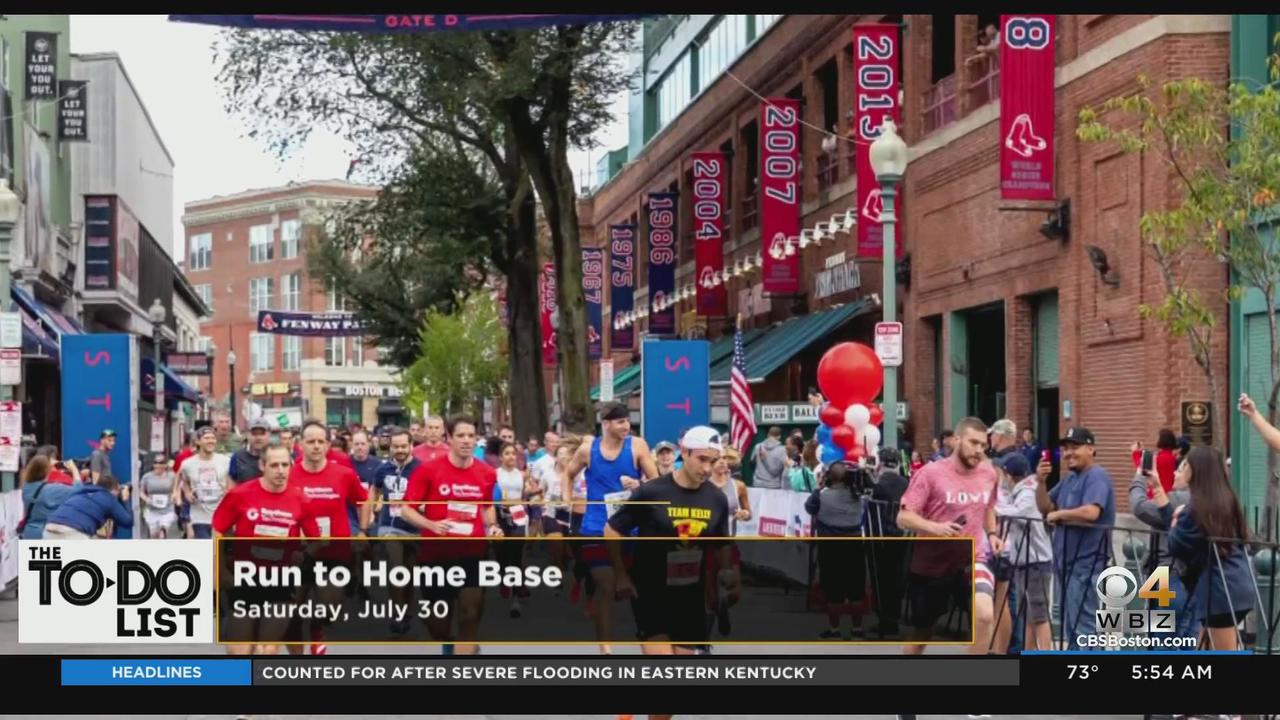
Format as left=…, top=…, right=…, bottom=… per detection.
left=1094, top=566, right=1178, bottom=634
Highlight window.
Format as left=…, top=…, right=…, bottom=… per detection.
left=282, top=336, right=301, bottom=371
left=327, top=281, right=347, bottom=312
left=351, top=337, right=364, bottom=366
left=249, top=333, right=274, bottom=372
left=655, top=51, right=692, bottom=128
left=188, top=233, right=212, bottom=270
left=249, top=277, right=273, bottom=315
left=281, top=272, right=301, bottom=311
left=281, top=219, right=301, bottom=259
left=697, top=15, right=748, bottom=92
left=194, top=284, right=214, bottom=314
left=325, top=398, right=363, bottom=427
left=249, top=224, right=274, bottom=263
left=325, top=337, right=347, bottom=367
left=754, top=15, right=781, bottom=36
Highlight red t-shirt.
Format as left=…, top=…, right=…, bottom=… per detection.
left=211, top=478, right=321, bottom=538
left=173, top=446, right=196, bottom=475
left=288, top=460, right=368, bottom=538
left=1132, top=448, right=1177, bottom=497
left=900, top=454, right=998, bottom=577
left=45, top=467, right=73, bottom=485
left=412, top=442, right=449, bottom=466
left=404, top=455, right=496, bottom=559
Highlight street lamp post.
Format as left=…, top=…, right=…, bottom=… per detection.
left=227, top=348, right=238, bottom=432
left=205, top=340, right=216, bottom=420
left=870, top=118, right=908, bottom=452
left=148, top=298, right=167, bottom=453
left=0, top=180, right=18, bottom=492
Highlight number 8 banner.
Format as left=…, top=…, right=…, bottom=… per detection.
left=999, top=15, right=1056, bottom=200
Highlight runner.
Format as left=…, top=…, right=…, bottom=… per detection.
left=563, top=402, right=660, bottom=653
left=397, top=415, right=503, bottom=655
left=179, top=426, right=232, bottom=540
left=368, top=426, right=421, bottom=635
left=896, top=416, right=1000, bottom=655
left=287, top=420, right=372, bottom=655
left=705, top=446, right=750, bottom=637
left=138, top=454, right=180, bottom=539
left=653, top=441, right=678, bottom=477
left=493, top=441, right=532, bottom=617
left=412, top=415, right=449, bottom=465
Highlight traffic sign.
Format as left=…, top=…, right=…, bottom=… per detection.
left=875, top=322, right=903, bottom=367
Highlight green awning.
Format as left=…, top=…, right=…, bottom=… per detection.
left=709, top=298, right=874, bottom=384
left=591, top=363, right=641, bottom=401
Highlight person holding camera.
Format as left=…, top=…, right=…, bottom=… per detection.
left=805, top=461, right=868, bottom=639
left=42, top=475, right=134, bottom=539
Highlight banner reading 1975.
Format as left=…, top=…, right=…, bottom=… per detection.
left=646, top=192, right=678, bottom=336
left=609, top=224, right=636, bottom=352
left=759, top=98, right=800, bottom=294
left=999, top=15, right=1056, bottom=201
left=853, top=23, right=902, bottom=259
left=690, top=151, right=727, bottom=317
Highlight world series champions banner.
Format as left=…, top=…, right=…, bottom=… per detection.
left=999, top=15, right=1056, bottom=200
left=539, top=262, right=557, bottom=367
left=582, top=247, right=605, bottom=359
left=646, top=192, right=678, bottom=336
left=690, top=151, right=727, bottom=317
left=609, top=225, right=636, bottom=352
left=853, top=23, right=903, bottom=259
left=759, top=98, right=801, bottom=294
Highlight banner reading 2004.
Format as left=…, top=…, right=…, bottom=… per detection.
left=760, top=98, right=800, bottom=294
left=853, top=23, right=902, bottom=258
left=691, top=151, right=727, bottom=317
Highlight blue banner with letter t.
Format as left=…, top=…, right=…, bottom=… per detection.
left=640, top=339, right=709, bottom=448
left=61, top=334, right=139, bottom=490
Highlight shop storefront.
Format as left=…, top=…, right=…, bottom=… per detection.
left=319, top=384, right=405, bottom=429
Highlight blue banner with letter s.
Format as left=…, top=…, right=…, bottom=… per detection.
left=62, top=334, right=138, bottom=488
left=640, top=339, right=709, bottom=448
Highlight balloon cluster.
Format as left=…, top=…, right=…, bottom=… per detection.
left=814, top=342, right=886, bottom=466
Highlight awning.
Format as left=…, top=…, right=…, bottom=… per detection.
left=709, top=298, right=875, bottom=384
left=11, top=284, right=83, bottom=345
left=8, top=299, right=58, bottom=359
left=590, top=363, right=640, bottom=401
left=141, top=357, right=203, bottom=406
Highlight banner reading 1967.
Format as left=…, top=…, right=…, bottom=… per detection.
left=539, top=262, right=557, bottom=368
left=853, top=23, right=902, bottom=259
left=690, top=151, right=727, bottom=317
left=609, top=224, right=636, bottom=352
left=760, top=98, right=800, bottom=294
left=646, top=192, right=678, bottom=336
left=582, top=247, right=605, bottom=360
left=999, top=15, right=1056, bottom=201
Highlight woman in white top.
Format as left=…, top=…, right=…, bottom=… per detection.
left=494, top=442, right=530, bottom=617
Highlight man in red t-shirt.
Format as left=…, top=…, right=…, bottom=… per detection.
left=411, top=415, right=449, bottom=465
left=399, top=414, right=503, bottom=655
left=212, top=444, right=321, bottom=656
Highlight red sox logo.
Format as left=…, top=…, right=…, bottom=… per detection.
left=259, top=313, right=278, bottom=332
left=768, top=232, right=789, bottom=260
left=699, top=265, right=718, bottom=289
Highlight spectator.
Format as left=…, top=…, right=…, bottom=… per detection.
left=869, top=448, right=909, bottom=638
left=90, top=429, right=117, bottom=483
left=1018, top=429, right=1042, bottom=472
left=931, top=430, right=955, bottom=462
left=909, top=450, right=925, bottom=476
left=228, top=419, right=271, bottom=484
left=987, top=419, right=1018, bottom=460
left=43, top=475, right=134, bottom=539
left=19, top=455, right=80, bottom=540
left=806, top=461, right=867, bottom=640
left=173, top=432, right=197, bottom=475
left=752, top=426, right=788, bottom=489
left=1131, top=428, right=1178, bottom=496
left=991, top=453, right=1053, bottom=653
left=653, top=441, right=678, bottom=477
left=965, top=22, right=1000, bottom=67
left=37, top=444, right=79, bottom=485
left=1129, top=451, right=1198, bottom=642
left=787, top=434, right=816, bottom=493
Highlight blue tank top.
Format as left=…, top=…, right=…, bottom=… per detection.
left=581, top=436, right=639, bottom=536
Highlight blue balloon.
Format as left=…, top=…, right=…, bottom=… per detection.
left=815, top=424, right=832, bottom=445
left=820, top=444, right=844, bottom=465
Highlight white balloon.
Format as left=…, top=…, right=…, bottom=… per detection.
left=862, top=425, right=882, bottom=451
left=845, top=403, right=871, bottom=429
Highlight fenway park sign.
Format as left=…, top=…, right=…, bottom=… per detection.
left=257, top=311, right=367, bottom=337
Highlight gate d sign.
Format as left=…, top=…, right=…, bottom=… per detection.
left=874, top=322, right=902, bottom=367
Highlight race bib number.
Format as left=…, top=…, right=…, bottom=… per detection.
left=388, top=496, right=404, bottom=519
left=251, top=523, right=289, bottom=562
left=510, top=504, right=528, bottom=527
left=254, top=523, right=289, bottom=537
left=147, top=494, right=171, bottom=510
left=446, top=502, right=479, bottom=536
left=316, top=516, right=332, bottom=537
left=666, top=549, right=703, bottom=587
left=604, top=490, right=631, bottom=519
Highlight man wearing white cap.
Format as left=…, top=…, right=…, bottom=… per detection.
left=606, top=426, right=736, bottom=671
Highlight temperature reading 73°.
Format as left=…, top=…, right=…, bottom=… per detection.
left=1067, top=664, right=1099, bottom=680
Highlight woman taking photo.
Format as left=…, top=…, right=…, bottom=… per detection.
left=1130, top=428, right=1178, bottom=496
left=18, top=455, right=80, bottom=540
left=804, top=461, right=867, bottom=640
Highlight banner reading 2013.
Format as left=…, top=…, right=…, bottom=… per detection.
left=853, top=23, right=902, bottom=258
left=646, top=192, right=678, bottom=336
left=609, top=225, right=636, bottom=352
left=690, top=151, right=727, bottom=317
left=999, top=15, right=1056, bottom=201
left=760, top=99, right=800, bottom=294
left=582, top=247, right=605, bottom=359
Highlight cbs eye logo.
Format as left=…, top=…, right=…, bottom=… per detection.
left=1095, top=565, right=1177, bottom=608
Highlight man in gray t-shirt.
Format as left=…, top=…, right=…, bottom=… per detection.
left=752, top=427, right=788, bottom=489
left=90, top=429, right=117, bottom=483
left=178, top=427, right=231, bottom=539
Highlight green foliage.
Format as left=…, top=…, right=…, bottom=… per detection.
left=400, top=292, right=505, bottom=419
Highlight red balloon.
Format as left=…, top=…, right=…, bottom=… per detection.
left=845, top=446, right=866, bottom=462
left=817, top=342, right=884, bottom=408
left=819, top=403, right=845, bottom=428
left=831, top=424, right=857, bottom=451
left=869, top=404, right=885, bottom=426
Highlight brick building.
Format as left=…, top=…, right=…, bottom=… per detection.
left=585, top=14, right=1232, bottom=508
left=181, top=180, right=408, bottom=430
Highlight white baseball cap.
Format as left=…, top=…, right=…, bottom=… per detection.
left=680, top=426, right=724, bottom=453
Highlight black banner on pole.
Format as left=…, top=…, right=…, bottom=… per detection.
left=57, top=80, right=87, bottom=141
left=24, top=31, right=57, bottom=100
left=257, top=310, right=367, bottom=336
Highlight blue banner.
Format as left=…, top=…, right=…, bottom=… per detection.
left=582, top=247, right=605, bottom=360
left=646, top=192, right=678, bottom=336
left=62, top=334, right=138, bottom=486
left=640, top=339, right=709, bottom=448
left=609, top=225, right=636, bottom=352
left=169, top=14, right=655, bottom=34
left=257, top=310, right=366, bottom=336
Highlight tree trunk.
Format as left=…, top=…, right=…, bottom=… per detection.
left=1267, top=304, right=1280, bottom=540
left=503, top=189, right=549, bottom=442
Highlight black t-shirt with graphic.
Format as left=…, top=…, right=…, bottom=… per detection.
left=607, top=473, right=730, bottom=595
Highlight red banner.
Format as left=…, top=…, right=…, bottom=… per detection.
left=999, top=15, right=1056, bottom=200
left=690, top=151, right=727, bottom=316
left=853, top=23, right=903, bottom=259
left=539, top=262, right=557, bottom=367
left=760, top=98, right=801, bottom=294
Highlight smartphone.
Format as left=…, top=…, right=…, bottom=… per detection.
left=1141, top=450, right=1155, bottom=474
left=1041, top=450, right=1050, bottom=464
left=954, top=515, right=967, bottom=526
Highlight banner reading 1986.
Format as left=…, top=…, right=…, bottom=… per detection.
left=853, top=23, right=902, bottom=259
left=609, top=224, right=636, bottom=352
left=690, top=151, right=727, bottom=317
left=582, top=247, right=605, bottom=359
left=759, top=98, right=800, bottom=294
left=999, top=15, right=1056, bottom=201
left=646, top=192, right=678, bottom=336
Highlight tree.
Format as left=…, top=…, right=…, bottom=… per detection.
left=1077, top=65, right=1280, bottom=520
left=401, top=292, right=506, bottom=419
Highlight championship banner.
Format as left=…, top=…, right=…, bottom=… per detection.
left=57, top=80, right=88, bottom=142
left=853, top=23, right=903, bottom=258
left=759, top=98, right=800, bottom=293
left=999, top=15, right=1056, bottom=201
left=645, top=192, right=678, bottom=336
left=690, top=151, right=727, bottom=316
left=170, top=14, right=656, bottom=34
left=609, top=224, right=636, bottom=352
left=24, top=31, right=57, bottom=100
left=256, top=310, right=367, bottom=336
left=539, top=262, right=557, bottom=367
left=582, top=247, right=605, bottom=359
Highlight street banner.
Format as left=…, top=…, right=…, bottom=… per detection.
left=640, top=339, right=709, bottom=448
left=24, top=32, right=57, bottom=100
left=690, top=151, right=728, bottom=316
left=760, top=98, right=801, bottom=293
left=170, top=14, right=656, bottom=34
left=609, top=224, right=636, bottom=352
left=539, top=262, right=557, bottom=367
left=999, top=15, right=1056, bottom=200
left=61, top=334, right=139, bottom=489
left=853, top=23, right=903, bottom=258
left=165, top=351, right=211, bottom=376
left=57, top=80, right=88, bottom=142
left=256, top=310, right=367, bottom=336
left=582, top=247, right=605, bottom=359
left=645, top=192, right=678, bottom=336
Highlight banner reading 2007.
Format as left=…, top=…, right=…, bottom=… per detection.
left=760, top=99, right=800, bottom=294
left=609, top=225, right=636, bottom=352
left=646, top=192, right=678, bottom=336
left=582, top=247, right=605, bottom=359
left=690, top=151, right=727, bottom=317
left=999, top=15, right=1056, bottom=201
left=853, top=23, right=902, bottom=258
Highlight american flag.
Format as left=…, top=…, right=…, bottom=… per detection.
left=729, top=320, right=757, bottom=454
